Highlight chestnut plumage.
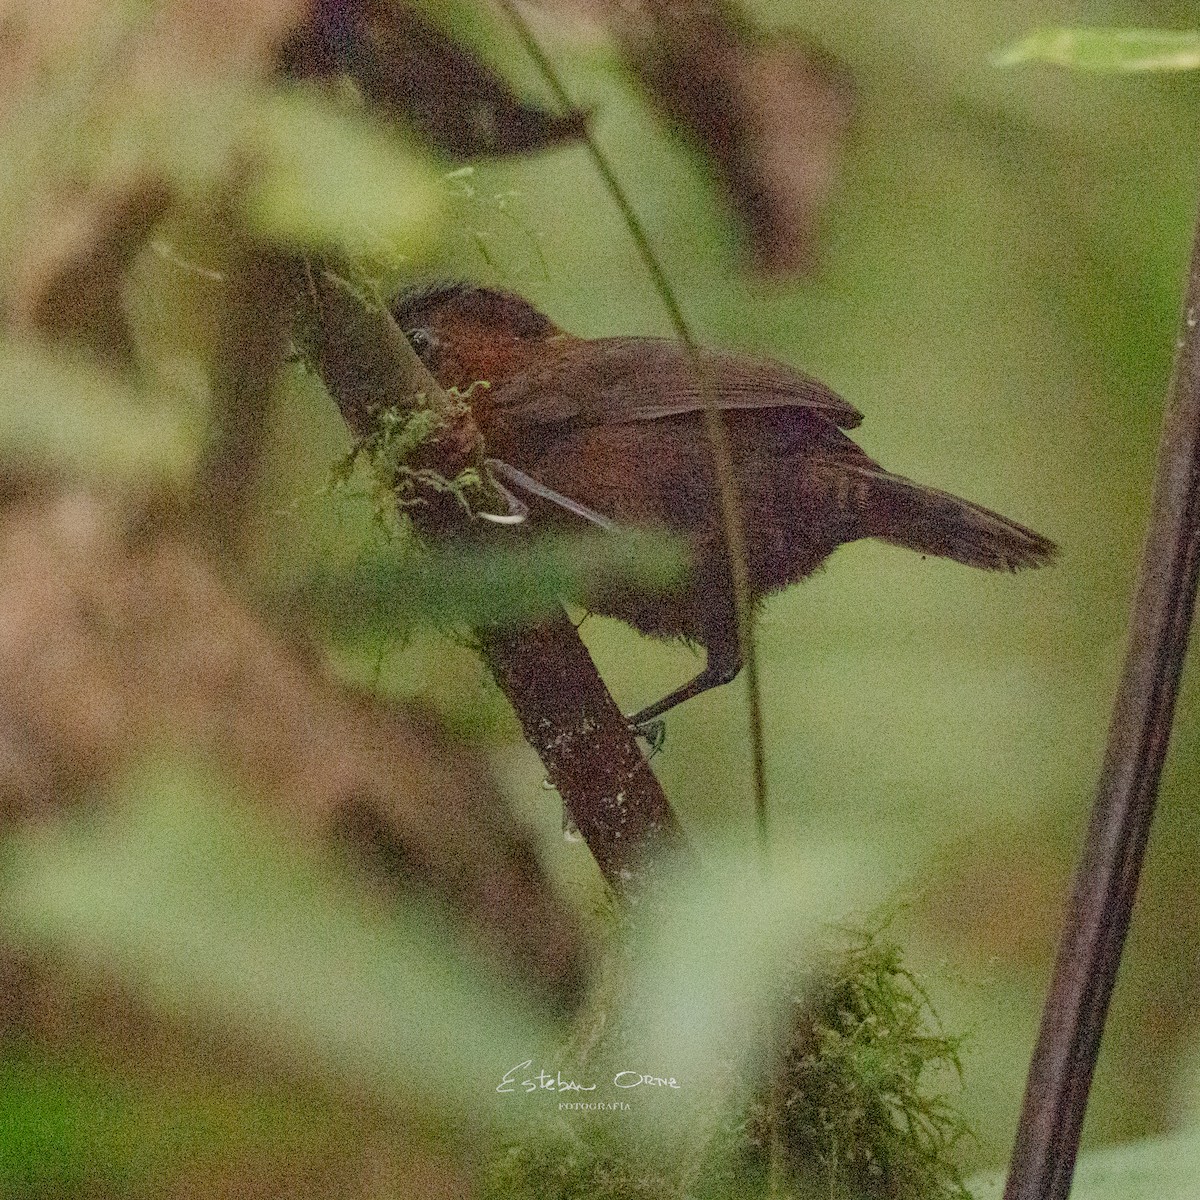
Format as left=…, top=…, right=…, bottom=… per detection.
left=392, top=282, right=1057, bottom=725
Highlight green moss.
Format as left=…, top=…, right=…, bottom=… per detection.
left=747, top=923, right=972, bottom=1200
left=326, top=388, right=483, bottom=524
left=482, top=921, right=972, bottom=1200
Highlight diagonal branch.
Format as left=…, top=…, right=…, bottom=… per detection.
left=1003, top=191, right=1200, bottom=1200
left=293, top=259, right=688, bottom=894
left=477, top=615, right=689, bottom=890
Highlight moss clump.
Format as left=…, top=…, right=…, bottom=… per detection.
left=483, top=921, right=972, bottom=1200
left=484, top=1134, right=681, bottom=1200
left=482, top=1115, right=755, bottom=1200
left=746, top=924, right=972, bottom=1200
left=328, top=390, right=487, bottom=530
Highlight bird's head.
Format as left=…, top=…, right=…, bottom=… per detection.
left=390, top=282, right=564, bottom=395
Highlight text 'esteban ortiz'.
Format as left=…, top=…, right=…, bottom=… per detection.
left=497, top=1061, right=682, bottom=1095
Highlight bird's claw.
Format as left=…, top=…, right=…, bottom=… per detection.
left=630, top=717, right=667, bottom=754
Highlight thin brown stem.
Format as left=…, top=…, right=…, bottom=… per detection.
left=1003, top=191, right=1200, bottom=1199
left=498, top=2, right=770, bottom=846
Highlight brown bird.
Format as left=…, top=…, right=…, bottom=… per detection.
left=391, top=282, right=1056, bottom=729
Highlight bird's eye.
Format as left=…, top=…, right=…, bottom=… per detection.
left=406, top=327, right=439, bottom=362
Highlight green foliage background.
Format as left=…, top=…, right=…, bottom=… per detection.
left=6, top=0, right=1200, bottom=1194
left=246, top=0, right=1200, bottom=1171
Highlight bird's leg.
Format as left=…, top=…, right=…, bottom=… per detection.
left=627, top=640, right=743, bottom=737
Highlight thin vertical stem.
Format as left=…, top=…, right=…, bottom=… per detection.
left=1004, top=189, right=1200, bottom=1200
left=499, top=2, right=770, bottom=844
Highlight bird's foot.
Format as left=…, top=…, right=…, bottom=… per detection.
left=629, top=717, right=667, bottom=754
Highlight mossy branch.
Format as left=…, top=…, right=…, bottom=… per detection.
left=293, top=259, right=687, bottom=894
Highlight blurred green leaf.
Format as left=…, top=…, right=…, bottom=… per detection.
left=994, top=28, right=1200, bottom=72
left=97, top=80, right=441, bottom=255
left=1, top=758, right=554, bottom=1130
left=969, top=1128, right=1200, bottom=1198
left=298, top=528, right=689, bottom=631
left=242, top=89, right=441, bottom=254
left=406, top=0, right=538, bottom=89
left=0, top=341, right=199, bottom=481
left=1, top=12, right=442, bottom=272
left=25, top=70, right=427, bottom=256
left=0, top=1049, right=316, bottom=1195
left=618, top=839, right=886, bottom=1144
left=94, top=75, right=245, bottom=197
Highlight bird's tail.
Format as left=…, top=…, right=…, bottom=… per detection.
left=835, top=463, right=1057, bottom=571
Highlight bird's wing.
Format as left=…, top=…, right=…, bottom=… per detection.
left=499, top=337, right=864, bottom=431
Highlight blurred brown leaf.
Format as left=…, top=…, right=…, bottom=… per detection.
left=281, top=0, right=587, bottom=160
left=0, top=478, right=585, bottom=1007
left=0, top=473, right=557, bottom=1197
left=615, top=3, right=855, bottom=274
left=0, top=0, right=310, bottom=355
